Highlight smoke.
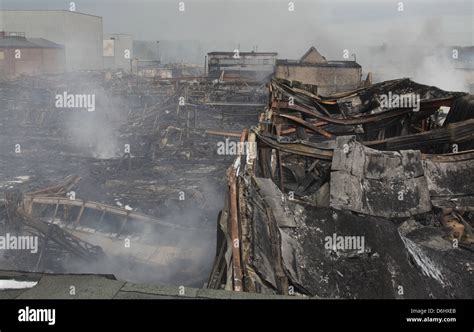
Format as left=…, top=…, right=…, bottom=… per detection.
left=0, top=0, right=472, bottom=290
left=413, top=53, right=470, bottom=92
left=59, top=182, right=222, bottom=287
left=2, top=0, right=470, bottom=61
left=358, top=18, right=471, bottom=92
left=64, top=110, right=120, bottom=159
left=60, top=77, right=124, bottom=159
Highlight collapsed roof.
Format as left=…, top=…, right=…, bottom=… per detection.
left=207, top=78, right=474, bottom=298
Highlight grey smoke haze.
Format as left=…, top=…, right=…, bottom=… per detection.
left=61, top=182, right=222, bottom=286
left=0, top=0, right=472, bottom=290
left=1, top=0, right=471, bottom=54
left=62, top=86, right=123, bottom=159
left=1, top=0, right=472, bottom=91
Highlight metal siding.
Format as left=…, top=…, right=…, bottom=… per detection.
left=0, top=10, right=103, bottom=71
left=103, top=34, right=133, bottom=71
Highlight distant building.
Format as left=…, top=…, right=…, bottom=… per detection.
left=103, top=33, right=133, bottom=72
left=207, top=51, right=278, bottom=81
left=0, top=31, right=65, bottom=77
left=133, top=40, right=161, bottom=62
left=275, top=46, right=362, bottom=95
left=0, top=10, right=103, bottom=71
left=132, top=60, right=172, bottom=78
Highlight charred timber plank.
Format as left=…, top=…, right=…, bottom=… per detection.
left=229, top=170, right=243, bottom=292
left=26, top=196, right=204, bottom=231
left=26, top=175, right=81, bottom=196
left=51, top=203, right=59, bottom=221
left=254, top=131, right=333, bottom=160
left=226, top=130, right=248, bottom=292
left=422, top=149, right=474, bottom=163
left=247, top=132, right=257, bottom=175
left=364, top=119, right=474, bottom=150
left=206, top=238, right=227, bottom=289
left=75, top=202, right=85, bottom=224
left=204, top=102, right=266, bottom=107
left=278, top=100, right=412, bottom=125
left=205, top=129, right=242, bottom=138
left=280, top=121, right=329, bottom=135
left=98, top=209, right=106, bottom=227
left=34, top=238, right=48, bottom=271
left=16, top=210, right=103, bottom=261
left=277, top=114, right=332, bottom=138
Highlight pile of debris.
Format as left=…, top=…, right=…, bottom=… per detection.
left=208, top=78, right=474, bottom=298
left=0, top=72, right=268, bottom=286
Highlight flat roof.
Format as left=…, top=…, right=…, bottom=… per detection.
left=104, top=33, right=133, bottom=37
left=276, top=59, right=361, bottom=68
left=208, top=51, right=278, bottom=56
left=0, top=10, right=102, bottom=19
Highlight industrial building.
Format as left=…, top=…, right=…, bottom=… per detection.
left=0, top=10, right=103, bottom=71
left=103, top=33, right=133, bottom=72
left=0, top=31, right=65, bottom=77
left=207, top=51, right=278, bottom=81
left=275, top=46, right=362, bottom=95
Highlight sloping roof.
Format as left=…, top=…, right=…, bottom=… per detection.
left=29, top=38, right=64, bottom=48
left=276, top=46, right=361, bottom=68
left=300, top=46, right=327, bottom=64
left=0, top=37, right=63, bottom=49
left=0, top=10, right=102, bottom=19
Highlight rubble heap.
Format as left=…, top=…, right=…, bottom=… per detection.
left=0, top=72, right=267, bottom=286
left=208, top=78, right=474, bottom=298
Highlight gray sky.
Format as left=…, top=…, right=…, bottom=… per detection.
left=1, top=0, right=472, bottom=90
left=1, top=0, right=472, bottom=58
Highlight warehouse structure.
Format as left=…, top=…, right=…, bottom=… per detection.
left=207, top=51, right=278, bottom=81
left=275, top=46, right=362, bottom=95
left=0, top=31, right=65, bottom=77
left=103, top=33, right=133, bottom=72
left=0, top=10, right=103, bottom=71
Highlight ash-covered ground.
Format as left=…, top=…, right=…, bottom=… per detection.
left=0, top=72, right=265, bottom=287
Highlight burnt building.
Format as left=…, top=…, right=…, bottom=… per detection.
left=275, top=46, right=362, bottom=95
left=0, top=31, right=65, bottom=77
left=207, top=51, right=277, bottom=82
left=207, top=77, right=474, bottom=298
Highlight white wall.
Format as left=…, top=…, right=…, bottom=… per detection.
left=103, top=33, right=133, bottom=71
left=0, top=10, right=103, bottom=71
